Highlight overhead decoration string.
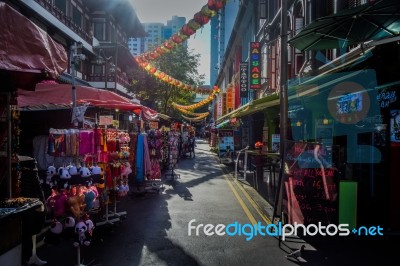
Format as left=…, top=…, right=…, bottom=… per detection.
left=134, top=0, right=227, bottom=95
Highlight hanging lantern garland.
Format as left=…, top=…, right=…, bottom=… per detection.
left=136, top=1, right=227, bottom=62
left=181, top=113, right=209, bottom=122
left=172, top=86, right=220, bottom=111
left=173, top=106, right=210, bottom=117
left=135, top=57, right=213, bottom=95
left=133, top=1, right=227, bottom=95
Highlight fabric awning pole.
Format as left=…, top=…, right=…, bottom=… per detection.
left=71, top=43, right=78, bottom=127
left=70, top=42, right=85, bottom=127
left=273, top=0, right=289, bottom=228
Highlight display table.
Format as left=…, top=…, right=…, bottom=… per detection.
left=0, top=198, right=43, bottom=265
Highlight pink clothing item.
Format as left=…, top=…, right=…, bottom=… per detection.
left=79, top=130, right=94, bottom=155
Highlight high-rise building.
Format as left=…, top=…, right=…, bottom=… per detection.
left=128, top=16, right=186, bottom=56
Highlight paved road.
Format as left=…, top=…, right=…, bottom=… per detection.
left=36, top=140, right=397, bottom=265
left=36, top=140, right=296, bottom=266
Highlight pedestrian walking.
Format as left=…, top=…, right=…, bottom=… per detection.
left=188, top=132, right=196, bottom=158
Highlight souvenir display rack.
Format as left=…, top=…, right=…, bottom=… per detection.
left=164, top=130, right=180, bottom=183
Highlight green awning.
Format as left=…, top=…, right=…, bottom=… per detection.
left=215, top=93, right=279, bottom=124
left=288, top=0, right=400, bottom=51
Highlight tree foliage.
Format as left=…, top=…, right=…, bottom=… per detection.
left=130, top=44, right=205, bottom=117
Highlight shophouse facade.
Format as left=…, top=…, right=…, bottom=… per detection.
left=0, top=0, right=145, bottom=200
left=213, top=0, right=400, bottom=232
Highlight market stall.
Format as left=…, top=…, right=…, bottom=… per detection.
left=0, top=3, right=68, bottom=264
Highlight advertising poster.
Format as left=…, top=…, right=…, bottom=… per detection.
left=218, top=130, right=234, bottom=159
left=271, top=134, right=280, bottom=152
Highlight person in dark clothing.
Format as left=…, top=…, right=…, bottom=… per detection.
left=188, top=132, right=196, bottom=158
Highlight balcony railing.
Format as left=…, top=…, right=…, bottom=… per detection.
left=87, top=72, right=131, bottom=88
left=35, top=0, right=92, bottom=44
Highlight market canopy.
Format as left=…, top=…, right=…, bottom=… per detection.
left=288, top=0, right=400, bottom=51
left=0, top=2, right=67, bottom=89
left=17, top=83, right=157, bottom=117
left=216, top=93, right=280, bottom=124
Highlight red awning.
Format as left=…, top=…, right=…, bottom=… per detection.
left=17, top=83, right=149, bottom=115
left=0, top=2, right=67, bottom=88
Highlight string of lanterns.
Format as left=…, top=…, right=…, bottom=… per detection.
left=135, top=58, right=213, bottom=95
left=136, top=1, right=227, bottom=62
left=173, top=107, right=210, bottom=117
left=133, top=0, right=227, bottom=95
left=181, top=113, right=209, bottom=122
left=171, top=86, right=220, bottom=111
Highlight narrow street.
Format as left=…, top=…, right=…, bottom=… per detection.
left=36, top=140, right=295, bottom=266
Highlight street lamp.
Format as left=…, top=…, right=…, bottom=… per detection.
left=70, top=42, right=85, bottom=127
left=96, top=49, right=114, bottom=91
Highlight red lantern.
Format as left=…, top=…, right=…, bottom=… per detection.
left=188, top=19, right=201, bottom=31
left=215, top=0, right=226, bottom=10
left=181, top=24, right=195, bottom=36
left=156, top=47, right=165, bottom=55
left=149, top=67, right=157, bottom=74
left=172, top=34, right=183, bottom=44
left=164, top=41, right=174, bottom=50
left=208, top=0, right=217, bottom=10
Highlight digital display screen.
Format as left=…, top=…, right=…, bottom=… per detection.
left=336, top=92, right=363, bottom=115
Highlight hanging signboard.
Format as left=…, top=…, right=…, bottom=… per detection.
left=99, top=115, right=113, bottom=126
left=149, top=121, right=159, bottom=129
left=222, top=92, right=227, bottom=115
left=240, top=62, right=248, bottom=98
left=227, top=87, right=234, bottom=109
left=250, top=42, right=261, bottom=89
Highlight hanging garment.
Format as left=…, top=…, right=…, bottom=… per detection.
left=49, top=128, right=66, bottom=156
left=135, top=134, right=145, bottom=183
left=142, top=134, right=151, bottom=179
left=79, top=130, right=94, bottom=155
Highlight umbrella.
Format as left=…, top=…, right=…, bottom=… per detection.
left=288, top=0, right=400, bottom=51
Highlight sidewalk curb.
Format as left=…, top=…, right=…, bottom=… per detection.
left=220, top=163, right=275, bottom=224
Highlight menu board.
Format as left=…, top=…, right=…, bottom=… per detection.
left=283, top=141, right=339, bottom=225
left=218, top=129, right=234, bottom=158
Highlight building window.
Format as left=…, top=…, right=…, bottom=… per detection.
left=93, top=65, right=102, bottom=75
left=348, top=0, right=362, bottom=8
left=94, top=22, right=104, bottom=41
left=54, top=0, right=66, bottom=13
left=72, top=5, right=82, bottom=27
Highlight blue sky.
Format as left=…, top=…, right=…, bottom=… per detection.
left=133, top=0, right=211, bottom=84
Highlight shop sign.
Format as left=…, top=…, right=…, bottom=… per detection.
left=227, top=87, right=234, bottom=109
left=217, top=95, right=223, bottom=117
left=250, top=42, right=261, bottom=89
left=222, top=93, right=227, bottom=115
left=99, top=115, right=113, bottom=126
left=240, top=62, right=249, bottom=98
left=377, top=88, right=397, bottom=109
left=149, top=121, right=158, bottom=129
left=112, top=120, right=119, bottom=128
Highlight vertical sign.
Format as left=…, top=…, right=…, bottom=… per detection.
left=240, top=62, right=248, bottom=98
left=217, top=95, right=223, bottom=117
left=250, top=42, right=261, bottom=89
left=222, top=93, right=227, bottom=115
left=226, top=87, right=234, bottom=110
